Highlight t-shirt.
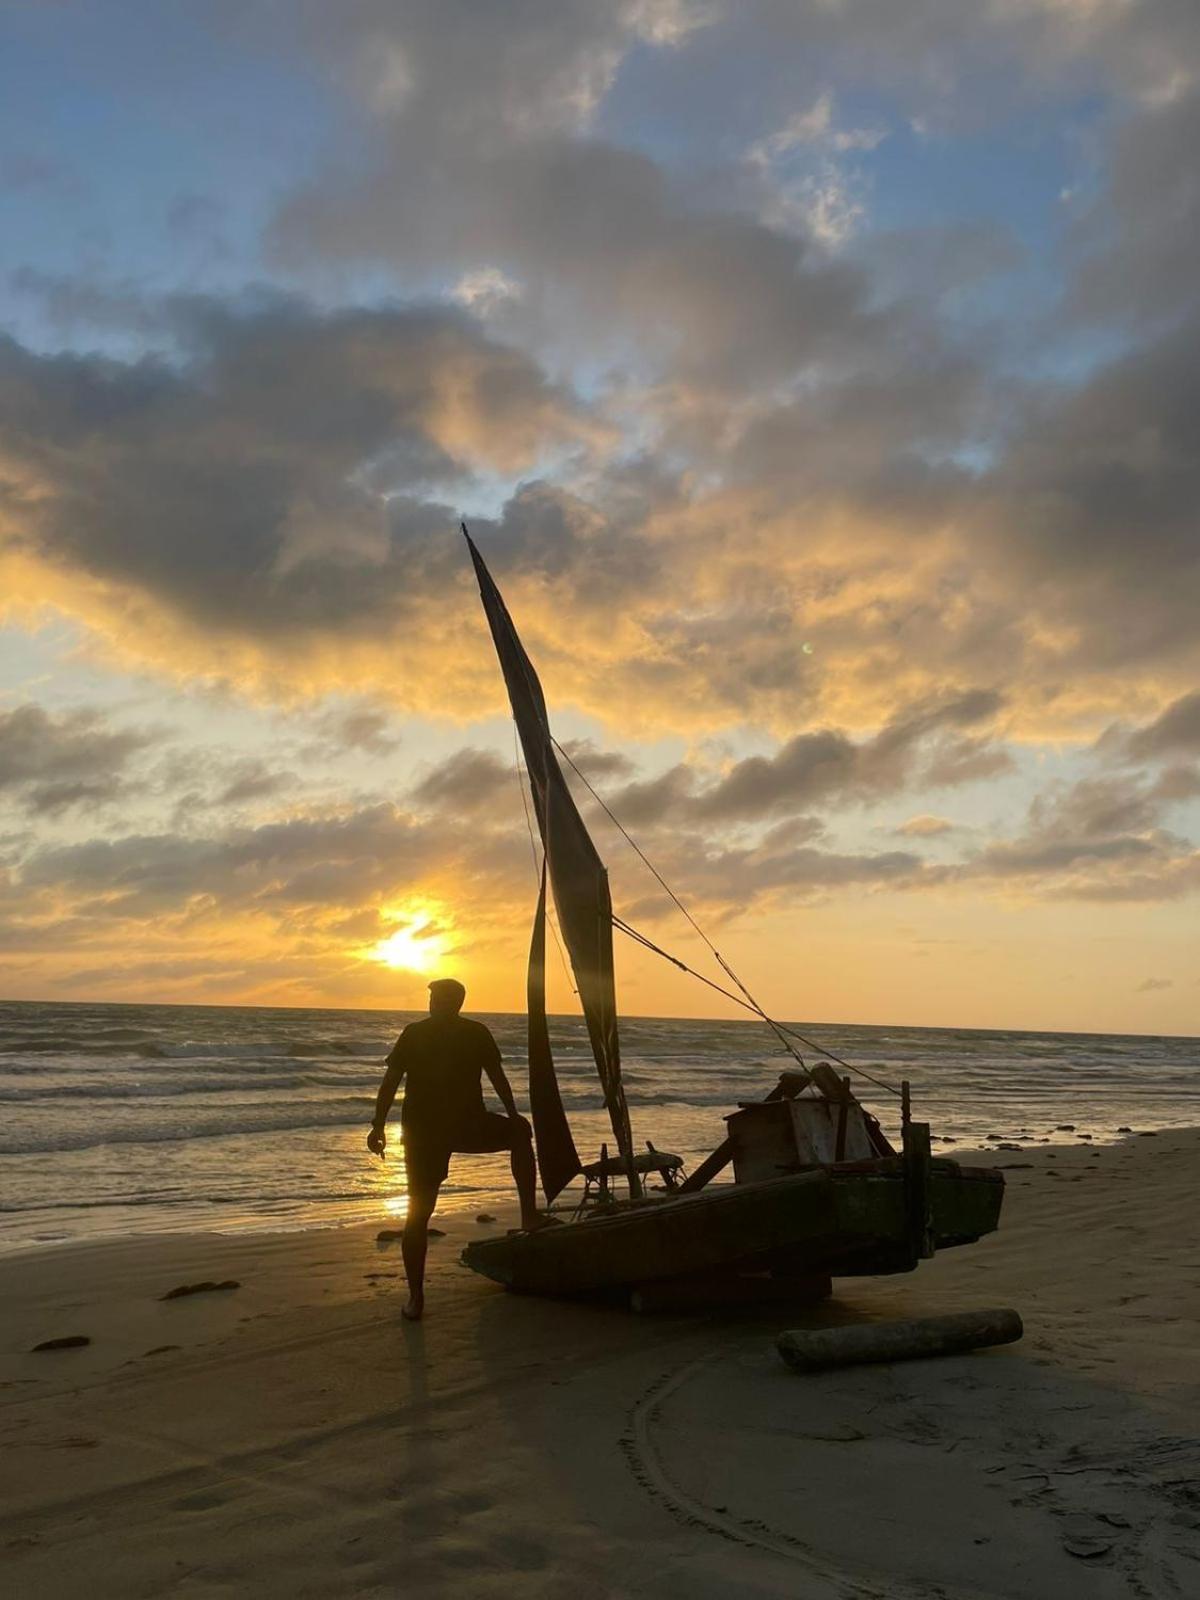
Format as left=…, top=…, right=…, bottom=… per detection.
left=386, top=1014, right=500, bottom=1136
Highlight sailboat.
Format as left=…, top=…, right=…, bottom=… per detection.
left=458, top=526, right=1004, bottom=1306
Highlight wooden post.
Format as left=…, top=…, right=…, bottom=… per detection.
left=777, top=1308, right=1023, bottom=1371
left=834, top=1075, right=851, bottom=1161
left=598, top=1142, right=610, bottom=1206
left=902, top=1086, right=934, bottom=1260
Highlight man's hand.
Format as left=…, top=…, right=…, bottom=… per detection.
left=367, top=1126, right=386, bottom=1159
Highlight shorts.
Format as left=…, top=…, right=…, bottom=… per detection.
left=402, top=1113, right=530, bottom=1192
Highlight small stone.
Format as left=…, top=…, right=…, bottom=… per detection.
left=376, top=1228, right=404, bottom=1241
left=1055, top=1124, right=1075, bottom=1132
left=1138, top=1131, right=1158, bottom=1138
left=475, top=1212, right=497, bottom=1224
left=428, top=1227, right=446, bottom=1238
left=1117, top=1126, right=1133, bottom=1133
left=31, top=1335, right=90, bottom=1352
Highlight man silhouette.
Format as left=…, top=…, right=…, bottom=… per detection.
left=368, top=978, right=539, bottom=1320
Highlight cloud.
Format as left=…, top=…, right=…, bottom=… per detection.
left=0, top=705, right=154, bottom=816
left=954, top=766, right=1200, bottom=902
left=1136, top=977, right=1173, bottom=993
left=216, top=759, right=292, bottom=807
left=303, top=704, right=403, bottom=757
left=598, top=690, right=1007, bottom=827
left=4, top=0, right=1200, bottom=763
left=411, top=748, right=513, bottom=814
left=1123, top=691, right=1200, bottom=760
left=895, top=814, right=957, bottom=837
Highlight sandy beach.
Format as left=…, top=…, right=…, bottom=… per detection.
left=2, top=1130, right=1197, bottom=1599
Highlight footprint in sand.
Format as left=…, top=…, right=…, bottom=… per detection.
left=172, top=1490, right=228, bottom=1513
left=159, top=1280, right=240, bottom=1300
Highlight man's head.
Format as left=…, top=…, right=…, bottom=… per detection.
left=427, top=977, right=466, bottom=1016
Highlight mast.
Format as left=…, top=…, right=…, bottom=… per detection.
left=463, top=526, right=641, bottom=1196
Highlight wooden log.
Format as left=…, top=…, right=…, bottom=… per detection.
left=632, top=1271, right=832, bottom=1316
left=776, top=1307, right=1023, bottom=1372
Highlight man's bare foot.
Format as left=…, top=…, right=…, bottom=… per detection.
left=511, top=1213, right=560, bottom=1235
left=401, top=1294, right=424, bottom=1321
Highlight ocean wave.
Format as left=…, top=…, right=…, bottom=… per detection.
left=0, top=1036, right=389, bottom=1061
left=0, top=1072, right=354, bottom=1103
left=0, top=1098, right=373, bottom=1155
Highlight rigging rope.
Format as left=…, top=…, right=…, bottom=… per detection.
left=613, top=916, right=900, bottom=1097
left=553, top=736, right=901, bottom=1100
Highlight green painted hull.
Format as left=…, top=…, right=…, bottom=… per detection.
left=461, top=1160, right=1004, bottom=1296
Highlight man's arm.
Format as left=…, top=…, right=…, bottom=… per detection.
left=483, top=1039, right=522, bottom=1120
left=367, top=1042, right=405, bottom=1155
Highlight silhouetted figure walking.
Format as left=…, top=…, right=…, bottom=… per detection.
left=368, top=978, right=539, bottom=1320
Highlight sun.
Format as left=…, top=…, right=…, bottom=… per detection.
left=367, top=912, right=447, bottom=973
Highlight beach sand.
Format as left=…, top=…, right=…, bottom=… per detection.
left=2, top=1130, right=1197, bottom=1599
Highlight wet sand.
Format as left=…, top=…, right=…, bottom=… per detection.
left=1, top=1130, right=1198, bottom=1598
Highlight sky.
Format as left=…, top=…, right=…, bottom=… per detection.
left=1, top=0, right=1198, bottom=1034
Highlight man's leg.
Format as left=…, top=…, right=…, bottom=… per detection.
left=509, top=1119, right=540, bottom=1230
left=401, top=1181, right=439, bottom=1321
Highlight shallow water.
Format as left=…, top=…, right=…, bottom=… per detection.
left=1, top=999, right=1196, bottom=1253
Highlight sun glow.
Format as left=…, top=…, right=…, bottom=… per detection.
left=366, top=912, right=447, bottom=973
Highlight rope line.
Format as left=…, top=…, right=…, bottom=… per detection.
left=613, top=917, right=900, bottom=1097
left=553, top=737, right=808, bottom=1069
left=552, top=735, right=900, bottom=1099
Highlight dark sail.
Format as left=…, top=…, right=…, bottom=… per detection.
left=526, top=859, right=580, bottom=1201
left=463, top=526, right=639, bottom=1192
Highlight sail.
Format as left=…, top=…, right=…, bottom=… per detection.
left=526, top=860, right=581, bottom=1201
left=463, top=526, right=639, bottom=1192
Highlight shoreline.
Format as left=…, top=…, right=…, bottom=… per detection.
left=2, top=1123, right=1188, bottom=1263
left=2, top=1129, right=1198, bottom=1597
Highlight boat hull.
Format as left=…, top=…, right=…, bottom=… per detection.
left=461, top=1160, right=1004, bottom=1296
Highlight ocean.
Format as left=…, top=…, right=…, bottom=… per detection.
left=1, top=999, right=1197, bottom=1255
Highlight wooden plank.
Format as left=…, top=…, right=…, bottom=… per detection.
left=777, top=1308, right=1023, bottom=1372
left=812, top=1062, right=895, bottom=1158
left=678, top=1072, right=805, bottom=1194
left=676, top=1137, right=734, bottom=1194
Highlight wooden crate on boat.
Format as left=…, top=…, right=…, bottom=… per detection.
left=727, top=1094, right=875, bottom=1183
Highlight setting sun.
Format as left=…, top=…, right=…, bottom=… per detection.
left=366, top=913, right=447, bottom=973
